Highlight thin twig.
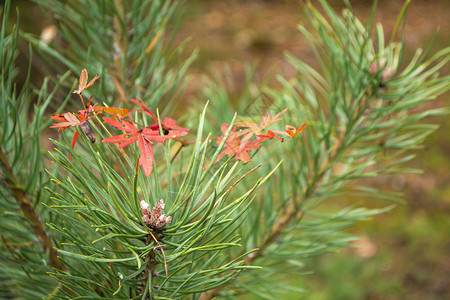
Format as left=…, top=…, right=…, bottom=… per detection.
left=146, top=228, right=169, bottom=278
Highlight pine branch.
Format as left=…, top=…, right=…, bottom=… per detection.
left=195, top=0, right=449, bottom=298
left=1, top=0, right=447, bottom=298
left=199, top=131, right=346, bottom=300
left=0, top=144, right=63, bottom=271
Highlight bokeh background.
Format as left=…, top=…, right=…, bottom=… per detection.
left=8, top=0, right=450, bottom=299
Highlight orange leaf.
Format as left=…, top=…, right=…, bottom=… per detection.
left=256, top=130, right=287, bottom=142
left=286, top=122, right=307, bottom=138
left=93, top=106, right=129, bottom=117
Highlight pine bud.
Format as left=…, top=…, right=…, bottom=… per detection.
left=140, top=200, right=150, bottom=215
left=141, top=199, right=172, bottom=230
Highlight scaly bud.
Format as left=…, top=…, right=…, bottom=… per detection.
left=141, top=199, right=171, bottom=231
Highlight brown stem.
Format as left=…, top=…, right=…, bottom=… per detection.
left=0, top=146, right=63, bottom=270
left=147, top=229, right=168, bottom=278
left=140, top=229, right=168, bottom=298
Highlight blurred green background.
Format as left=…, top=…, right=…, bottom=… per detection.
left=8, top=0, right=450, bottom=299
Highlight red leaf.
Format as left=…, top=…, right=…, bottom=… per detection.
left=160, top=118, right=189, bottom=132
left=148, top=117, right=190, bottom=139
left=103, top=133, right=140, bottom=149
left=102, top=134, right=131, bottom=144
left=141, top=128, right=169, bottom=144
left=131, top=98, right=189, bottom=137
left=256, top=130, right=275, bottom=139
left=102, top=114, right=188, bottom=177
left=117, top=135, right=139, bottom=149
left=103, top=116, right=137, bottom=132
left=130, top=98, right=158, bottom=122
left=50, top=99, right=98, bottom=161
left=138, top=136, right=154, bottom=177
left=68, top=131, right=80, bottom=162
left=50, top=112, right=80, bottom=130
left=256, top=130, right=288, bottom=142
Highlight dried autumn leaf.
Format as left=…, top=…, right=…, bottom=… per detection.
left=233, top=108, right=288, bottom=149
left=73, top=68, right=99, bottom=94
left=63, top=112, right=79, bottom=125
left=50, top=112, right=79, bottom=131
left=102, top=115, right=188, bottom=177
left=79, top=122, right=96, bottom=143
left=131, top=98, right=189, bottom=137
left=215, top=124, right=264, bottom=164
left=50, top=110, right=96, bottom=160
left=93, top=106, right=129, bottom=117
